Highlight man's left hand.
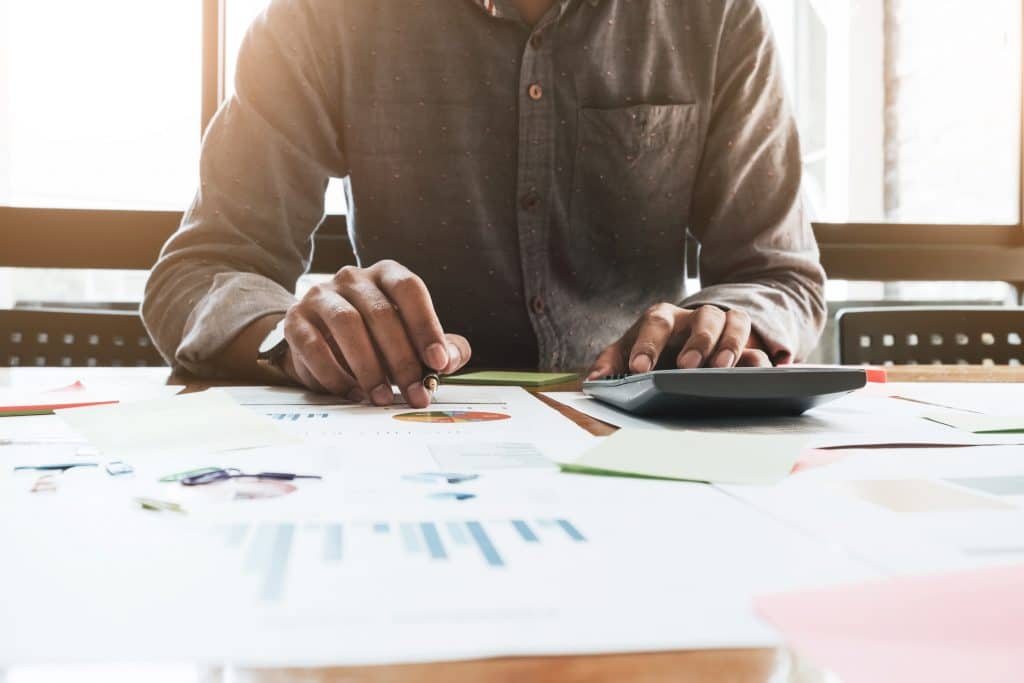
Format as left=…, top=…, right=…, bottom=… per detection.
left=587, top=304, right=772, bottom=380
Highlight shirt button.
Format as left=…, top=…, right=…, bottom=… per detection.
left=531, top=296, right=546, bottom=315
left=528, top=83, right=544, bottom=101
left=530, top=34, right=543, bottom=49
left=520, top=191, right=541, bottom=212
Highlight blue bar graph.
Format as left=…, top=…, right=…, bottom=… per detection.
left=225, top=517, right=586, bottom=601
left=555, top=519, right=586, bottom=542
left=263, top=524, right=295, bottom=601
left=466, top=521, right=504, bottom=567
left=420, top=523, right=448, bottom=559
left=446, top=521, right=469, bottom=546
left=400, top=523, right=422, bottom=553
left=225, top=523, right=248, bottom=548
left=269, top=412, right=329, bottom=421
left=324, top=523, right=343, bottom=562
left=511, top=520, right=539, bottom=543
left=243, top=524, right=275, bottom=574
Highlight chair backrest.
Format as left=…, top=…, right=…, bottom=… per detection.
left=836, top=306, right=1024, bottom=366
left=0, top=307, right=167, bottom=368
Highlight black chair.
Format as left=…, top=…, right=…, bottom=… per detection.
left=0, top=307, right=166, bottom=368
left=836, top=306, right=1024, bottom=366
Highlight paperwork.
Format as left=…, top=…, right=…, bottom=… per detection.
left=56, top=389, right=294, bottom=458
left=755, top=563, right=1024, bottom=683
left=0, top=469, right=878, bottom=666
left=543, top=390, right=1024, bottom=449
left=924, top=411, right=1024, bottom=434
left=6, top=377, right=1023, bottom=668
left=0, top=380, right=181, bottom=416
left=250, top=385, right=594, bottom=467
left=720, top=445, right=1024, bottom=574
left=560, top=430, right=805, bottom=485
left=887, top=381, right=1024, bottom=415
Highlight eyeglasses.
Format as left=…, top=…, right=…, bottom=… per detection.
left=180, top=468, right=322, bottom=487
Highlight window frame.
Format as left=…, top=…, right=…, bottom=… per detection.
left=3, top=0, right=1024, bottom=288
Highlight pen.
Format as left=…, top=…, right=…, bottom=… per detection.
left=422, top=372, right=440, bottom=395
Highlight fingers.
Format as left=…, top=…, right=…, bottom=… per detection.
left=307, top=288, right=391, bottom=405
left=285, top=349, right=335, bottom=396
left=737, top=348, right=773, bottom=367
left=282, top=309, right=359, bottom=396
left=587, top=341, right=628, bottom=380
left=708, top=310, right=752, bottom=368
left=628, top=304, right=682, bottom=374
left=374, top=261, right=450, bottom=372
left=676, top=305, right=727, bottom=369
left=334, top=267, right=431, bottom=408
left=441, top=333, right=472, bottom=375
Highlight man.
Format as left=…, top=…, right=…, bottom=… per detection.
left=143, top=0, right=826, bottom=409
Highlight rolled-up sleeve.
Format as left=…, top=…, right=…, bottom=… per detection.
left=682, top=0, right=826, bottom=364
left=142, top=0, right=346, bottom=376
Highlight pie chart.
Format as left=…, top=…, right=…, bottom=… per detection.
left=393, top=410, right=511, bottom=424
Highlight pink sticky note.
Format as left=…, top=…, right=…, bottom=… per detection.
left=755, top=564, right=1024, bottom=683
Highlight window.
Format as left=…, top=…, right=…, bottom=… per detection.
left=2, top=1, right=1023, bottom=331
left=763, top=0, right=1021, bottom=225
left=0, top=0, right=202, bottom=210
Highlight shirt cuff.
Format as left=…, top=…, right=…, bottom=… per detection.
left=175, top=272, right=296, bottom=377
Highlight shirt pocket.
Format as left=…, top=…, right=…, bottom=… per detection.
left=570, top=103, right=700, bottom=255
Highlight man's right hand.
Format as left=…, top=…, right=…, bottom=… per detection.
left=279, top=260, right=470, bottom=408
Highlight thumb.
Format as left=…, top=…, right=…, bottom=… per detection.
left=441, top=333, right=472, bottom=375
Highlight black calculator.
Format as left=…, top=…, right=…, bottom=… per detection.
left=581, top=367, right=868, bottom=417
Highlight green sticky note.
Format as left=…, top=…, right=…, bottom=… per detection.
left=923, top=412, right=1024, bottom=434
left=444, top=371, right=579, bottom=387
left=557, top=429, right=808, bottom=485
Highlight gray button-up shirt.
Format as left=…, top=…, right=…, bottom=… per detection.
left=143, top=0, right=826, bottom=375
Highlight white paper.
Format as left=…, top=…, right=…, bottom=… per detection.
left=542, top=390, right=1024, bottom=449
left=720, top=445, right=1024, bottom=575
left=55, top=389, right=295, bottom=459
left=252, top=386, right=595, bottom=465
left=0, top=471, right=879, bottom=667
left=885, top=382, right=1024, bottom=416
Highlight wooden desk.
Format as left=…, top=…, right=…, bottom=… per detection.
left=3, top=365, right=1022, bottom=683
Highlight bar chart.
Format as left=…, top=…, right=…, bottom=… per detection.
left=268, top=412, right=330, bottom=421
left=220, top=517, right=588, bottom=602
